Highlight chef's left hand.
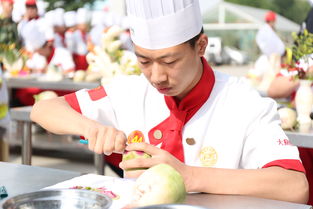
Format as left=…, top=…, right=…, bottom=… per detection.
left=119, top=143, right=193, bottom=189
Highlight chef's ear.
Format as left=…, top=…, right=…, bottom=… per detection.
left=196, top=34, right=208, bottom=57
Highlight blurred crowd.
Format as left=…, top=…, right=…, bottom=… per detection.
left=0, top=0, right=133, bottom=77
left=0, top=0, right=140, bottom=106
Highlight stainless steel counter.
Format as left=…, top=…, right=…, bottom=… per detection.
left=286, top=131, right=313, bottom=149
left=0, top=162, right=80, bottom=200
left=0, top=162, right=311, bottom=209
left=186, top=193, right=312, bottom=209
left=9, top=106, right=105, bottom=175
left=6, top=78, right=99, bottom=91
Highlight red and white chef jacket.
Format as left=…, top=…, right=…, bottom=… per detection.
left=72, top=30, right=89, bottom=70
left=54, top=32, right=66, bottom=48
left=26, top=47, right=75, bottom=73
left=65, top=58, right=304, bottom=172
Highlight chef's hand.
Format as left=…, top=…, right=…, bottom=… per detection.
left=83, top=120, right=127, bottom=155
left=119, top=143, right=193, bottom=191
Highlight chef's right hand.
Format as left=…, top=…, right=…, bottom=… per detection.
left=83, top=120, right=127, bottom=155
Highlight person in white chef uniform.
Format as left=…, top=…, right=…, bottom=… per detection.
left=22, top=21, right=75, bottom=75
left=250, top=11, right=286, bottom=95
left=30, top=0, right=309, bottom=203
left=51, top=8, right=67, bottom=48
left=72, top=8, right=90, bottom=71
left=64, top=11, right=77, bottom=56
left=15, top=21, right=75, bottom=106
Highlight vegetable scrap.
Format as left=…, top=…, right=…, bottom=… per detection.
left=70, top=186, right=120, bottom=200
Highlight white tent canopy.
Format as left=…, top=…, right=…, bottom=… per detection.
left=200, top=0, right=300, bottom=32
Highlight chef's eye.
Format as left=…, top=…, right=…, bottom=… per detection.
left=139, top=60, right=150, bottom=65
left=164, top=60, right=176, bottom=65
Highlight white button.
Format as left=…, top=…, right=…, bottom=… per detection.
left=153, top=130, right=163, bottom=140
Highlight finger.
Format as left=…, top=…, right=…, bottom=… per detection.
left=123, top=169, right=146, bottom=179
left=120, top=157, right=157, bottom=171
left=87, top=128, right=97, bottom=152
left=114, top=131, right=127, bottom=154
left=125, top=142, right=160, bottom=155
left=103, top=127, right=116, bottom=155
left=94, top=127, right=106, bottom=154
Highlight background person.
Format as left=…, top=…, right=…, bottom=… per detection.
left=256, top=11, right=285, bottom=58
left=248, top=11, right=286, bottom=96
left=14, top=21, right=75, bottom=106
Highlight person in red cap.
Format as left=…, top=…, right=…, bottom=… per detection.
left=17, top=0, right=40, bottom=37
left=253, top=10, right=285, bottom=98
left=256, top=10, right=285, bottom=58
left=24, top=0, right=39, bottom=20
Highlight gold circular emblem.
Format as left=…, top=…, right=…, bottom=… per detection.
left=199, top=146, right=218, bottom=167
left=153, top=130, right=163, bottom=140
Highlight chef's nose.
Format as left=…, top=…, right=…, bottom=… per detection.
left=150, top=63, right=167, bottom=84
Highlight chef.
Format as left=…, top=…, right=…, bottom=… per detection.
left=30, top=0, right=309, bottom=203
left=256, top=11, right=285, bottom=57
left=17, top=0, right=40, bottom=37
left=22, top=21, right=75, bottom=75
left=64, top=11, right=77, bottom=56
left=72, top=8, right=90, bottom=70
left=51, top=8, right=67, bottom=48
left=15, top=21, right=75, bottom=106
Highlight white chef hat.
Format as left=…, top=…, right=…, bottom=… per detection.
left=53, top=8, right=65, bottom=26
left=91, top=10, right=104, bottom=26
left=37, top=18, right=54, bottom=41
left=44, top=10, right=54, bottom=26
left=64, top=11, right=77, bottom=27
left=21, top=21, right=46, bottom=52
left=36, top=0, right=47, bottom=16
left=125, top=0, right=202, bottom=50
left=76, top=8, right=91, bottom=24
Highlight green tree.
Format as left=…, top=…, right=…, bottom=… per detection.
left=225, top=0, right=311, bottom=24
left=44, top=0, right=98, bottom=11
left=224, top=0, right=271, bottom=9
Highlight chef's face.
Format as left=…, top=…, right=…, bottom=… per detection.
left=1, top=1, right=13, bottom=17
left=36, top=42, right=52, bottom=57
left=134, top=33, right=208, bottom=100
left=25, top=5, right=38, bottom=19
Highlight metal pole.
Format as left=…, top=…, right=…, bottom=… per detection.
left=22, top=122, right=32, bottom=165
left=94, top=153, right=104, bottom=175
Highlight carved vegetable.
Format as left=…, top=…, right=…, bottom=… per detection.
left=128, top=164, right=186, bottom=207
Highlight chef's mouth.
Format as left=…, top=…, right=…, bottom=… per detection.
left=156, top=87, right=172, bottom=94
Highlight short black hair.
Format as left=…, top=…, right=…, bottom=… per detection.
left=26, top=4, right=37, bottom=9
left=185, top=27, right=204, bottom=48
